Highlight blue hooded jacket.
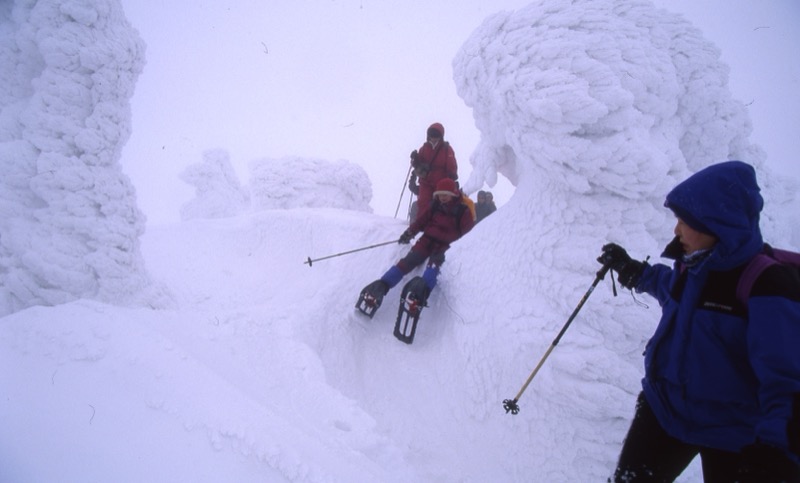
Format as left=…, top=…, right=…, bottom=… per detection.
left=636, top=161, right=800, bottom=456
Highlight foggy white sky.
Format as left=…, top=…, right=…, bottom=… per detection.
left=119, top=0, right=799, bottom=225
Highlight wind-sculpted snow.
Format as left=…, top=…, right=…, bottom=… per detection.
left=449, top=0, right=798, bottom=478
left=179, top=149, right=249, bottom=221
left=454, top=0, right=763, bottom=201
left=249, top=156, right=373, bottom=212
left=0, top=0, right=152, bottom=316
left=453, top=0, right=799, bottom=246
left=180, top=152, right=373, bottom=219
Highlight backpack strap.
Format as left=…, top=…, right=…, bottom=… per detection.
left=454, top=202, right=467, bottom=237
left=735, top=244, right=800, bottom=309
left=771, top=247, right=800, bottom=266
left=736, top=254, right=777, bottom=308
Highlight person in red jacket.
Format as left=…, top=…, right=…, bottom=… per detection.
left=409, top=122, right=458, bottom=219
left=361, top=178, right=474, bottom=311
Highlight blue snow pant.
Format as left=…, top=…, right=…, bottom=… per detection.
left=380, top=235, right=448, bottom=292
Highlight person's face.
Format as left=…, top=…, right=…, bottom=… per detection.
left=437, top=193, right=454, bottom=203
left=477, top=194, right=486, bottom=203
left=674, top=218, right=717, bottom=254
left=428, top=133, right=441, bottom=144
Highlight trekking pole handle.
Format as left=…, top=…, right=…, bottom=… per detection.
left=596, top=262, right=611, bottom=280
left=304, top=240, right=396, bottom=267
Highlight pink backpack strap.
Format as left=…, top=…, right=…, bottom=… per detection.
left=736, top=254, right=777, bottom=308
left=771, top=247, right=800, bottom=266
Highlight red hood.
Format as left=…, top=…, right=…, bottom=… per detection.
left=428, top=122, right=444, bottom=137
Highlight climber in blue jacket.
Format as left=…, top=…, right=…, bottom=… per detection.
left=599, top=160, right=800, bottom=482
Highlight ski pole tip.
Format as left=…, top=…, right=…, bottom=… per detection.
left=305, top=256, right=313, bottom=267
left=502, top=398, right=520, bottom=415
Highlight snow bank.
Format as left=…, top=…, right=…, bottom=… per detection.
left=1, top=202, right=710, bottom=482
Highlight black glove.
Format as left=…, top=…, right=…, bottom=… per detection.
left=408, top=173, right=419, bottom=194
left=399, top=230, right=414, bottom=244
left=414, top=163, right=430, bottom=178
left=410, top=150, right=418, bottom=163
left=597, top=243, right=645, bottom=289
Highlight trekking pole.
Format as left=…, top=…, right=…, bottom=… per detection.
left=394, top=165, right=413, bottom=219
left=503, top=262, right=612, bottom=415
left=304, top=240, right=396, bottom=267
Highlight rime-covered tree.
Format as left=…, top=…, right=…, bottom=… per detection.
left=179, top=149, right=249, bottom=221
left=0, top=0, right=151, bottom=316
left=249, top=157, right=372, bottom=212
left=449, top=0, right=799, bottom=479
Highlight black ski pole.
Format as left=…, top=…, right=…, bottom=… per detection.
left=394, top=165, right=413, bottom=219
left=304, top=240, right=396, bottom=267
left=503, top=263, right=612, bottom=415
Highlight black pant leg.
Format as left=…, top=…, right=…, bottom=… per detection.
left=699, top=445, right=800, bottom=483
left=397, top=247, right=428, bottom=273
left=611, top=393, right=698, bottom=482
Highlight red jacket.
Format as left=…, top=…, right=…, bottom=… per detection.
left=411, top=122, right=458, bottom=220
left=409, top=197, right=474, bottom=245
left=417, top=141, right=457, bottom=187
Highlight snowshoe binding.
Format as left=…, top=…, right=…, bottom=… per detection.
left=356, top=280, right=388, bottom=318
left=394, top=276, right=430, bottom=344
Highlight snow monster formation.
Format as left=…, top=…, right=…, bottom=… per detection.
left=447, top=0, right=798, bottom=479
left=0, top=1, right=152, bottom=316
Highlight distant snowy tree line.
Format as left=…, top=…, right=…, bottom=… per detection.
left=179, top=150, right=373, bottom=221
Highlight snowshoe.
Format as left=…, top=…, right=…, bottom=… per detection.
left=356, top=280, right=388, bottom=318
left=394, top=276, right=430, bottom=344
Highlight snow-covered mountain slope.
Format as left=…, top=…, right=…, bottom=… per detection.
left=2, top=207, right=692, bottom=481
